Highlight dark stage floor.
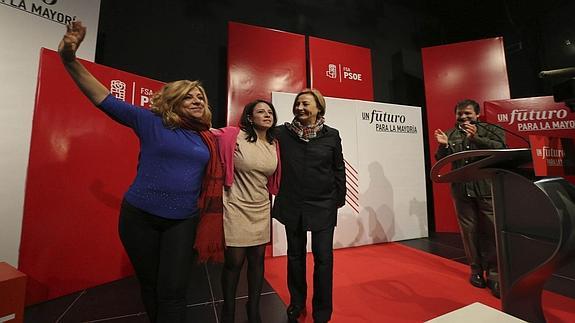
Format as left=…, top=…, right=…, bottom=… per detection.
left=24, top=233, right=575, bottom=322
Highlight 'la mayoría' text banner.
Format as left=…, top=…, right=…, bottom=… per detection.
left=271, top=92, right=428, bottom=256
left=0, top=0, right=101, bottom=267
left=484, top=96, right=575, bottom=148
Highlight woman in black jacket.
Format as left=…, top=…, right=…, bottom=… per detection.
left=273, top=89, right=346, bottom=323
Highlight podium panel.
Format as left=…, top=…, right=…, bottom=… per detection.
left=431, top=149, right=575, bottom=323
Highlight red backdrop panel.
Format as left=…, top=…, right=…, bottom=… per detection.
left=19, top=49, right=164, bottom=304
left=309, top=37, right=373, bottom=100
left=422, top=38, right=511, bottom=232
left=227, top=22, right=306, bottom=126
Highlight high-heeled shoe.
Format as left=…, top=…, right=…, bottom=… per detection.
left=287, top=304, right=305, bottom=322
left=220, top=302, right=234, bottom=323
left=246, top=301, right=262, bottom=323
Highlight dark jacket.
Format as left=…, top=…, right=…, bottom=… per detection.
left=435, top=123, right=506, bottom=198
left=272, top=124, right=346, bottom=231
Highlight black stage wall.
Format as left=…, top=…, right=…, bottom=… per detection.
left=96, top=0, right=574, bottom=126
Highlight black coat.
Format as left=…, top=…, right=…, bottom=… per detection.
left=272, top=124, right=346, bottom=231
left=435, top=123, right=506, bottom=198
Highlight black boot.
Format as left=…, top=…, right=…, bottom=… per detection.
left=469, top=273, right=486, bottom=288
left=488, top=280, right=500, bottom=298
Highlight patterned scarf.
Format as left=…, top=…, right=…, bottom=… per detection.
left=193, top=130, right=225, bottom=263
left=285, top=116, right=325, bottom=141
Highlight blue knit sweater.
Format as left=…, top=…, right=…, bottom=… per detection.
left=99, top=94, right=209, bottom=219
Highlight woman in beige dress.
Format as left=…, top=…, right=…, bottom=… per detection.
left=214, top=100, right=280, bottom=323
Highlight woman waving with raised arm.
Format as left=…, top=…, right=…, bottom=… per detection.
left=58, top=21, right=224, bottom=323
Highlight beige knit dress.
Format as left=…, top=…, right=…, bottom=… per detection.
left=223, top=130, right=277, bottom=247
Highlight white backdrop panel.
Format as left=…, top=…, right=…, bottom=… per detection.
left=355, top=101, right=428, bottom=244
left=271, top=92, right=427, bottom=256
left=0, top=0, right=100, bottom=265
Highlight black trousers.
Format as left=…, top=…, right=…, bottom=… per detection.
left=118, top=199, right=199, bottom=323
left=452, top=195, right=498, bottom=282
left=286, top=224, right=335, bottom=322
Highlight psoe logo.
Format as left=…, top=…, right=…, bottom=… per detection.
left=325, top=64, right=363, bottom=82
left=326, top=64, right=337, bottom=79
left=110, top=80, right=127, bottom=102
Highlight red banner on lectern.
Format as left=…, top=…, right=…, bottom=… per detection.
left=529, top=136, right=575, bottom=176
left=20, top=48, right=165, bottom=304
left=484, top=96, right=575, bottom=148
left=485, top=96, right=575, bottom=183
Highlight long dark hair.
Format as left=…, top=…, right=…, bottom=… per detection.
left=239, top=99, right=278, bottom=144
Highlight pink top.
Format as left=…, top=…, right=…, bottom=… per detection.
left=211, top=126, right=281, bottom=194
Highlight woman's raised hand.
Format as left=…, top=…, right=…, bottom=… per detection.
left=58, top=21, right=86, bottom=63
left=57, top=20, right=108, bottom=105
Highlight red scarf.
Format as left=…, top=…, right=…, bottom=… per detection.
left=194, top=130, right=225, bottom=263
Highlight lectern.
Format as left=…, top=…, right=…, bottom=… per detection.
left=430, top=148, right=575, bottom=323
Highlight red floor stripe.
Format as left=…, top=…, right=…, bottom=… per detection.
left=264, top=242, right=575, bottom=322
